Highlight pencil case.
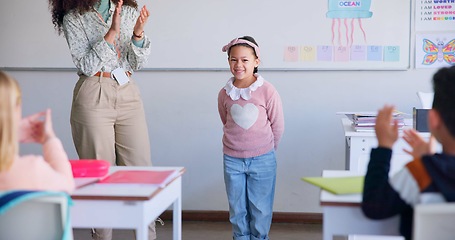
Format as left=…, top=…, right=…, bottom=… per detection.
left=69, top=159, right=110, bottom=178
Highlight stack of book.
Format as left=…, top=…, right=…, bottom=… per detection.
left=352, top=113, right=405, bottom=132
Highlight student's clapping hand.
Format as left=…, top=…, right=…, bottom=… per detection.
left=19, top=109, right=56, bottom=144
left=19, top=111, right=46, bottom=143
left=41, top=109, right=56, bottom=143
left=403, top=128, right=435, bottom=159
left=375, top=105, right=399, bottom=149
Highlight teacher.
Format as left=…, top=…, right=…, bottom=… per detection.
left=48, top=0, right=155, bottom=239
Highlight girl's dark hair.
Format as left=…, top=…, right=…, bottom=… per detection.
left=432, top=66, right=455, bottom=137
left=49, top=0, right=138, bottom=34
left=228, top=35, right=259, bottom=73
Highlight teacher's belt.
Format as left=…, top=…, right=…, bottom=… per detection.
left=94, top=71, right=131, bottom=78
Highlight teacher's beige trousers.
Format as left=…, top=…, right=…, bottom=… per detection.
left=70, top=75, right=156, bottom=240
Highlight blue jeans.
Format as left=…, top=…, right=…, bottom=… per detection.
left=223, top=150, right=277, bottom=240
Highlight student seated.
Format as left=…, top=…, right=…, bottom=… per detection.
left=361, top=66, right=455, bottom=240
left=0, top=71, right=75, bottom=193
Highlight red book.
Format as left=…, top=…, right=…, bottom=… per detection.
left=98, top=170, right=178, bottom=188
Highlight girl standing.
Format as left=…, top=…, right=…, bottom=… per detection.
left=218, top=36, right=285, bottom=240
left=48, top=0, right=155, bottom=239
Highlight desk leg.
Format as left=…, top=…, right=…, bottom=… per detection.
left=345, top=136, right=351, bottom=170
left=136, top=225, right=147, bottom=240
left=173, top=187, right=182, bottom=240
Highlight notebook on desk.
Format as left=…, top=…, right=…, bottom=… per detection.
left=74, top=178, right=100, bottom=189
left=98, top=169, right=180, bottom=188
left=302, top=176, right=364, bottom=195
left=336, top=111, right=407, bottom=122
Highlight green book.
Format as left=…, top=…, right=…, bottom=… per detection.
left=301, top=176, right=364, bottom=195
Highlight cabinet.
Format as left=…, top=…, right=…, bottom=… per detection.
left=341, top=118, right=438, bottom=175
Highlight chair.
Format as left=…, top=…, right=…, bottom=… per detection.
left=333, top=235, right=404, bottom=240
left=416, top=91, right=434, bottom=109
left=413, top=203, right=455, bottom=240
left=0, top=190, right=73, bottom=240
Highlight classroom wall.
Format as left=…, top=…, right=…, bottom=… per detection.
left=10, top=68, right=435, bottom=213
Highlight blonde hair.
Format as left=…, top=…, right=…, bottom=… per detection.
left=0, top=71, right=21, bottom=172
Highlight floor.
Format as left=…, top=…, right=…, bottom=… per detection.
left=73, top=221, right=322, bottom=240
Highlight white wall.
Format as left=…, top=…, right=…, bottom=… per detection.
left=9, top=68, right=435, bottom=213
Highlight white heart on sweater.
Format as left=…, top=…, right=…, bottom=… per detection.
left=230, top=103, right=258, bottom=130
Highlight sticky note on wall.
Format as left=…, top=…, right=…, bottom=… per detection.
left=384, top=46, right=400, bottom=62
left=350, top=45, right=367, bottom=61
left=300, top=45, right=316, bottom=62
left=367, top=45, right=383, bottom=61
left=317, top=45, right=333, bottom=61
left=283, top=46, right=299, bottom=62
left=334, top=46, right=350, bottom=62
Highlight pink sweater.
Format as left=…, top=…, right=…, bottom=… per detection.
left=0, top=138, right=75, bottom=193
left=218, top=76, right=284, bottom=158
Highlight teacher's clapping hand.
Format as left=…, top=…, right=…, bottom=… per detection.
left=133, top=5, right=149, bottom=39
left=104, top=0, right=123, bottom=44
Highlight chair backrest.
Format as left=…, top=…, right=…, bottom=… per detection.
left=416, top=92, right=434, bottom=109
left=333, top=235, right=404, bottom=240
left=0, top=191, right=73, bottom=240
left=413, top=203, right=455, bottom=240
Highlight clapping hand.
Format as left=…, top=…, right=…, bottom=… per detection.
left=133, top=5, right=150, bottom=38
left=375, top=105, right=400, bottom=149
left=105, top=0, right=123, bottom=44
left=403, top=128, right=435, bottom=159
left=19, top=109, right=56, bottom=144
left=19, top=111, right=46, bottom=143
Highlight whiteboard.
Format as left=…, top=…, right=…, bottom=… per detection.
left=0, top=0, right=74, bottom=69
left=0, top=0, right=411, bottom=70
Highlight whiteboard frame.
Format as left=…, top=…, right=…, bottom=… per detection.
left=0, top=0, right=412, bottom=70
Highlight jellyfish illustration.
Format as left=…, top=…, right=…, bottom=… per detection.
left=326, top=0, right=373, bottom=47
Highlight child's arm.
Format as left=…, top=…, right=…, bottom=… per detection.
left=40, top=109, right=75, bottom=192
left=217, top=91, right=227, bottom=125
left=362, top=105, right=410, bottom=219
left=268, top=91, right=284, bottom=150
left=361, top=147, right=410, bottom=219
left=41, top=138, right=75, bottom=193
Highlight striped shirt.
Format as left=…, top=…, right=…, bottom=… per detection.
left=362, top=147, right=455, bottom=240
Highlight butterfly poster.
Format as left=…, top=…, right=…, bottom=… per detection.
left=415, top=33, right=455, bottom=69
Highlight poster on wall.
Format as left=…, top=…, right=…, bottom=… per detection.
left=279, top=0, right=411, bottom=70
left=143, top=0, right=411, bottom=70
left=0, top=0, right=411, bottom=70
left=415, top=33, right=455, bottom=69
left=415, top=0, right=455, bottom=32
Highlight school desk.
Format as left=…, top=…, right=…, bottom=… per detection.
left=71, top=166, right=185, bottom=240
left=321, top=170, right=400, bottom=240
left=341, top=117, right=436, bottom=174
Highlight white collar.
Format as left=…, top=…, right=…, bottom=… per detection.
left=224, top=74, right=264, bottom=101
